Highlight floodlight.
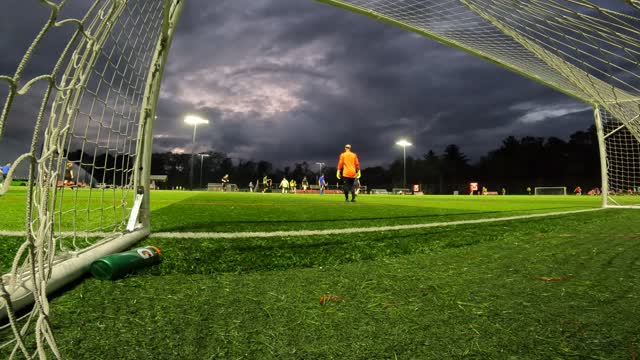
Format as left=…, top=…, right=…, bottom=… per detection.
left=396, top=139, right=412, bottom=147
left=184, top=115, right=209, bottom=125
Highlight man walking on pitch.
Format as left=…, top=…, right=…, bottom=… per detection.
left=318, top=174, right=326, bottom=195
left=337, top=144, right=361, bottom=202
left=279, top=177, right=289, bottom=194
left=64, top=162, right=75, bottom=187
left=221, top=174, right=230, bottom=192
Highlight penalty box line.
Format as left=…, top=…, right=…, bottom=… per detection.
left=0, top=208, right=603, bottom=239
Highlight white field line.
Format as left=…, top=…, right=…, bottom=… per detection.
left=0, top=208, right=603, bottom=240
left=151, top=208, right=603, bottom=238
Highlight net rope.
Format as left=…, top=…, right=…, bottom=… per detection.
left=324, top=0, right=640, bottom=206
left=599, top=106, right=640, bottom=205
left=0, top=0, right=165, bottom=358
left=326, top=0, right=640, bottom=135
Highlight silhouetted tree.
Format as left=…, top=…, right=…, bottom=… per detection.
left=441, top=144, right=470, bottom=192
left=141, top=125, right=602, bottom=192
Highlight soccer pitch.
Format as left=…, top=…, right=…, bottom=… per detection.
left=1, top=190, right=639, bottom=358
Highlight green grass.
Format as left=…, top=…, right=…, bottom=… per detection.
left=1, top=190, right=638, bottom=359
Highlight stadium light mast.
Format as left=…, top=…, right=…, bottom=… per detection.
left=184, top=115, right=209, bottom=190
left=198, top=153, right=209, bottom=189
left=315, top=162, right=325, bottom=174
left=395, top=139, right=412, bottom=188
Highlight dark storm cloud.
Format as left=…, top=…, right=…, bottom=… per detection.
left=153, top=0, right=595, bottom=167
left=2, top=0, right=608, bottom=171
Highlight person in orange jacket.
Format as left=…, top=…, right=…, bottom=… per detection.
left=337, top=144, right=361, bottom=202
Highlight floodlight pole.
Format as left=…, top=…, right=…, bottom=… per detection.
left=199, top=153, right=209, bottom=189
left=403, top=145, right=406, bottom=188
left=184, top=115, right=209, bottom=190
left=190, top=124, right=197, bottom=190
left=396, top=140, right=412, bottom=189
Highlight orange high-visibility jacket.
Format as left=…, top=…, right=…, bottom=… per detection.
left=338, top=151, right=360, bottom=178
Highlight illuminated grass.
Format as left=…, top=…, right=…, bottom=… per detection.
left=1, top=190, right=638, bottom=358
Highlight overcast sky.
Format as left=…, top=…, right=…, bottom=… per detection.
left=155, top=0, right=595, bottom=166
left=1, top=0, right=598, bottom=169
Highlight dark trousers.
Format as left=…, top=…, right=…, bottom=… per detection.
left=343, top=177, right=356, bottom=199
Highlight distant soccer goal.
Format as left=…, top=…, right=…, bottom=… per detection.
left=534, top=187, right=567, bottom=196
left=208, top=183, right=224, bottom=192
left=370, top=189, right=389, bottom=195
left=392, top=188, right=411, bottom=195
left=208, top=183, right=238, bottom=192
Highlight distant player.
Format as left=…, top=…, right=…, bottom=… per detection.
left=221, top=174, right=230, bottom=191
left=279, top=177, right=289, bottom=194
left=289, top=179, right=296, bottom=193
left=64, top=162, right=75, bottom=187
left=318, top=174, right=325, bottom=195
left=301, top=176, right=309, bottom=192
left=0, top=162, right=10, bottom=184
left=262, top=175, right=269, bottom=193
left=336, top=144, right=361, bottom=202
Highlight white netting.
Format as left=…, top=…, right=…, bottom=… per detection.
left=0, top=0, right=170, bottom=358
left=323, top=0, right=640, bottom=205
left=598, top=106, right=640, bottom=206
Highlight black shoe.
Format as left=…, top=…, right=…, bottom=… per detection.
left=350, top=199, right=356, bottom=202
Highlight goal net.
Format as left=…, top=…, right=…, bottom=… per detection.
left=320, top=0, right=640, bottom=207
left=534, top=187, right=567, bottom=196
left=595, top=106, right=640, bottom=207
left=0, top=0, right=639, bottom=357
left=0, top=0, right=183, bottom=358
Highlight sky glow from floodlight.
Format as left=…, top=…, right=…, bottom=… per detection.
left=184, top=115, right=209, bottom=125
left=396, top=139, right=412, bottom=147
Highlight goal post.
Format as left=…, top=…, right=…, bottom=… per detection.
left=594, top=105, right=640, bottom=208
left=534, top=187, right=567, bottom=196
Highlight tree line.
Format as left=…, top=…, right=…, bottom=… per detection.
left=148, top=125, right=601, bottom=194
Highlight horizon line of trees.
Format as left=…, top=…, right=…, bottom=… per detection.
left=149, top=125, right=602, bottom=194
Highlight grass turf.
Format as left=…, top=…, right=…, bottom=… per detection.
left=0, top=190, right=638, bottom=359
